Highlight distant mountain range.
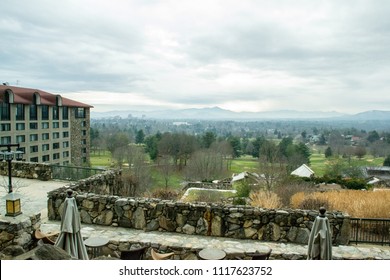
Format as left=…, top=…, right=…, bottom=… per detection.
left=91, top=107, right=390, bottom=121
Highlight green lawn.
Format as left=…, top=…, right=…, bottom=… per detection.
left=90, top=151, right=113, bottom=168
left=149, top=168, right=184, bottom=191
left=310, top=151, right=385, bottom=177
left=230, top=156, right=258, bottom=173
left=309, top=152, right=327, bottom=176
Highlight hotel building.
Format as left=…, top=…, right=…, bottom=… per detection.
left=0, top=85, right=93, bottom=166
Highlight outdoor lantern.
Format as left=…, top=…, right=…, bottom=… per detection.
left=5, top=193, right=22, bottom=217
left=15, top=150, right=24, bottom=161
left=4, top=151, right=13, bottom=161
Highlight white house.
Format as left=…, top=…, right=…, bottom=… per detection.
left=291, top=164, right=315, bottom=178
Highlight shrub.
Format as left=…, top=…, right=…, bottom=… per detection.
left=298, top=197, right=330, bottom=211
left=274, top=179, right=315, bottom=207
left=233, top=181, right=251, bottom=197
left=250, top=191, right=283, bottom=209
left=291, top=190, right=390, bottom=218
left=150, top=188, right=179, bottom=200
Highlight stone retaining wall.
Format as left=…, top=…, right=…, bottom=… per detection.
left=0, top=161, right=52, bottom=181
left=182, top=181, right=232, bottom=191
left=0, top=213, right=41, bottom=255
left=48, top=186, right=350, bottom=245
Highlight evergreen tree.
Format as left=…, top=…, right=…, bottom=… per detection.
left=384, top=155, right=390, bottom=167
left=135, top=129, right=145, bottom=144
left=325, top=146, right=333, bottom=158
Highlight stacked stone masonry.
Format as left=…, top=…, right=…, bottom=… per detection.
left=0, top=213, right=41, bottom=253
left=47, top=170, right=350, bottom=245
left=0, top=161, right=52, bottom=181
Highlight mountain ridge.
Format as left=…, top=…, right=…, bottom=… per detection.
left=90, top=107, right=390, bottom=121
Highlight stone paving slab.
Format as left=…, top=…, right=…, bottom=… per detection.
left=40, top=221, right=390, bottom=260
left=0, top=176, right=69, bottom=219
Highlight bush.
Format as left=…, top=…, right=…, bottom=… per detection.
left=150, top=188, right=179, bottom=200
left=233, top=181, right=251, bottom=197
left=290, top=190, right=390, bottom=218
left=274, top=179, right=315, bottom=207
left=250, top=191, right=283, bottom=209
left=343, top=178, right=367, bottom=190
left=298, top=197, right=330, bottom=211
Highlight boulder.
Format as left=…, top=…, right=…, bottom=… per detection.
left=34, top=244, right=72, bottom=260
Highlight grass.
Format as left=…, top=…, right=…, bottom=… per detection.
left=149, top=168, right=184, bottom=192
left=309, top=152, right=327, bottom=176
left=291, top=190, right=390, bottom=218
left=230, top=155, right=258, bottom=174
left=309, top=149, right=385, bottom=177
left=90, top=151, right=113, bottom=168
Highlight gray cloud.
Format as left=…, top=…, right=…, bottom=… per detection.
left=1, top=0, right=390, bottom=113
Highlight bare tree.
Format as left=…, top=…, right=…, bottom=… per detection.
left=120, top=145, right=152, bottom=196
left=185, top=149, right=228, bottom=182
left=258, top=141, right=287, bottom=192
left=157, top=155, right=174, bottom=189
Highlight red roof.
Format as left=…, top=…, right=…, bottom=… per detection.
left=0, top=85, right=93, bottom=108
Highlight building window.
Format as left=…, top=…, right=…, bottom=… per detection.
left=63, top=131, right=69, bottom=138
left=30, top=134, right=38, bottom=141
left=75, top=107, right=85, bottom=118
left=63, top=151, right=69, bottom=158
left=30, top=123, right=38, bottom=129
left=0, top=103, right=10, bottom=121
left=81, top=139, right=87, bottom=145
left=15, top=104, right=25, bottom=120
left=62, top=106, right=69, bottom=120
left=16, top=135, right=25, bottom=143
left=30, top=145, right=39, bottom=153
left=53, top=153, right=60, bottom=160
left=53, top=132, right=60, bottom=139
left=42, top=133, right=50, bottom=140
left=81, top=121, right=87, bottom=127
left=42, top=155, right=50, bottom=162
left=30, top=104, right=38, bottom=120
left=30, top=157, right=39, bottom=162
left=53, top=106, right=59, bottom=120
left=53, top=122, right=59, bottom=128
left=42, top=144, right=50, bottom=151
left=62, top=122, right=69, bottom=128
left=16, top=123, right=25, bottom=130
left=53, top=142, right=60, bottom=149
left=42, top=122, right=49, bottom=129
left=82, top=130, right=87, bottom=136
left=63, top=141, right=69, bottom=148
left=1, top=123, right=11, bottom=131
left=41, top=105, right=49, bottom=120
left=1, top=136, right=11, bottom=145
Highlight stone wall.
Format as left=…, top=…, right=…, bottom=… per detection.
left=0, top=161, right=52, bottom=181
left=0, top=213, right=41, bottom=256
left=182, top=181, right=232, bottom=191
left=48, top=184, right=350, bottom=245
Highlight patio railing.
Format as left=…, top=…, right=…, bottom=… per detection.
left=51, top=165, right=106, bottom=181
left=349, top=217, right=390, bottom=246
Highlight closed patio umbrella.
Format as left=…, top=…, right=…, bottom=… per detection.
left=307, top=207, right=332, bottom=260
left=54, top=189, right=89, bottom=260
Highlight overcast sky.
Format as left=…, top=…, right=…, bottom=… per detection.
left=1, top=0, right=390, bottom=113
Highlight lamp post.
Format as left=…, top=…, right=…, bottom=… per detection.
left=0, top=143, right=24, bottom=217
